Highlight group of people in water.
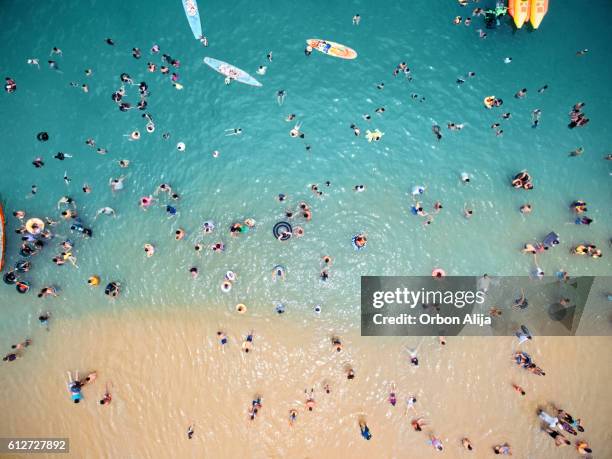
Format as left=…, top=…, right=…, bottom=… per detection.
left=1, top=5, right=605, bottom=457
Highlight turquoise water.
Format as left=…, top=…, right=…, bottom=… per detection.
left=1, top=0, right=611, bottom=335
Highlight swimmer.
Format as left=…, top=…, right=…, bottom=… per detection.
left=224, top=128, right=242, bottom=136
left=520, top=204, right=532, bottom=214
left=242, top=331, right=254, bottom=353
left=576, top=440, right=592, bottom=455
left=322, top=255, right=332, bottom=267
left=405, top=396, right=417, bottom=415
left=544, top=428, right=571, bottom=447
left=175, top=229, right=186, bottom=240
left=433, top=201, right=443, bottom=213
left=37, top=286, right=58, bottom=298
left=99, top=382, right=112, bottom=405
left=438, top=335, right=446, bottom=346
left=512, top=383, right=526, bottom=396
left=288, top=409, right=298, bottom=426
left=289, top=122, right=303, bottom=138
left=388, top=383, right=397, bottom=406
left=463, top=204, right=473, bottom=218
left=538, top=84, right=549, bottom=93
left=461, top=172, right=470, bottom=183
left=249, top=396, right=262, bottom=420
left=38, top=312, right=51, bottom=331
left=256, top=65, right=267, bottom=75
left=139, top=195, right=154, bottom=210
left=411, top=417, right=426, bottom=431
left=304, top=45, right=312, bottom=56
left=354, top=184, right=366, bottom=192
left=189, top=267, right=198, bottom=279
left=365, top=129, right=383, bottom=142
left=359, top=419, right=372, bottom=440
left=276, top=89, right=286, bottom=105
left=432, top=124, right=442, bottom=140
left=532, top=109, right=541, bottom=128
left=144, top=243, right=155, bottom=257
left=409, top=348, right=419, bottom=366
left=95, top=207, right=116, bottom=219
left=267, top=52, right=273, bottom=62
left=54, top=152, right=72, bottom=161
left=350, top=124, right=361, bottom=136
left=504, top=57, right=512, bottom=64
left=27, top=58, right=40, bottom=69
left=187, top=423, right=194, bottom=440
left=11, top=338, right=32, bottom=350
left=331, top=336, right=343, bottom=352
left=217, top=331, right=228, bottom=347
left=109, top=176, right=126, bottom=193
left=346, top=367, right=355, bottom=380
left=462, top=438, right=474, bottom=451
left=429, top=435, right=444, bottom=451
left=63, top=171, right=71, bottom=185
left=493, top=443, right=512, bottom=455
left=352, top=14, right=360, bottom=25
left=569, top=147, right=584, bottom=157
left=576, top=49, right=589, bottom=56
left=304, top=388, right=316, bottom=411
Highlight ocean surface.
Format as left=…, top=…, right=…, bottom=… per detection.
left=1, top=0, right=611, bottom=457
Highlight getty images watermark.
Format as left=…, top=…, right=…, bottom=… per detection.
left=361, top=276, right=612, bottom=336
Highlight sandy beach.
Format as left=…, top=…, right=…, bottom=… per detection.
left=1, top=307, right=610, bottom=458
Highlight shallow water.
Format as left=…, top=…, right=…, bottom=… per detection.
left=1, top=0, right=611, bottom=457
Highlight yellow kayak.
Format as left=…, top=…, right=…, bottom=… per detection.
left=306, top=39, right=357, bottom=60
left=530, top=0, right=548, bottom=29
left=508, top=0, right=530, bottom=29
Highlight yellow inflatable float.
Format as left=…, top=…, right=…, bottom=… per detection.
left=508, top=0, right=530, bottom=29
left=508, top=0, right=548, bottom=29
left=530, top=0, right=548, bottom=29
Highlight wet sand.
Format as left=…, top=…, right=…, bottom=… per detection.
left=1, top=307, right=610, bottom=458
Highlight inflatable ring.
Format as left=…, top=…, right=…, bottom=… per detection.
left=221, top=280, right=232, bottom=293
left=484, top=96, right=495, bottom=109
left=25, top=218, right=45, bottom=235
left=87, top=275, right=100, bottom=286
left=16, top=281, right=30, bottom=294
left=273, top=221, right=293, bottom=241
left=225, top=271, right=237, bottom=282
left=352, top=234, right=367, bottom=251
left=432, top=268, right=446, bottom=278
left=272, top=265, right=285, bottom=281
left=177, top=142, right=186, bottom=151
left=236, top=303, right=247, bottom=314
left=3, top=271, right=17, bottom=285
left=15, top=260, right=30, bottom=272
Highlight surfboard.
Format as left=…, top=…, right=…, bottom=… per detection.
left=306, top=39, right=357, bottom=60
left=182, top=0, right=202, bottom=39
left=203, top=57, right=262, bottom=87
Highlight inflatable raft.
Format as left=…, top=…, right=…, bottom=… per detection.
left=508, top=0, right=547, bottom=29
left=530, top=0, right=548, bottom=29
left=508, top=0, right=530, bottom=29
